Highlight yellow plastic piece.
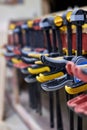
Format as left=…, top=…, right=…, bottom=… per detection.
left=35, top=60, right=43, bottom=65
left=37, top=72, right=64, bottom=82
left=63, top=48, right=67, bottom=54
left=71, top=25, right=76, bottom=30
left=71, top=23, right=87, bottom=31
left=28, top=53, right=49, bottom=59
left=72, top=49, right=75, bottom=54
left=64, top=48, right=75, bottom=55
left=27, top=20, right=33, bottom=28
left=82, top=50, right=87, bottom=55
left=54, top=16, right=63, bottom=27
left=60, top=25, right=76, bottom=32
left=36, top=76, right=45, bottom=82
left=11, top=58, right=22, bottom=64
left=65, top=84, right=87, bottom=94
left=9, top=24, right=16, bottom=30
left=75, top=50, right=87, bottom=55
left=28, top=66, right=50, bottom=74
left=82, top=24, right=87, bottom=28
left=60, top=26, right=67, bottom=31
left=63, top=48, right=70, bottom=55
left=66, top=11, right=72, bottom=22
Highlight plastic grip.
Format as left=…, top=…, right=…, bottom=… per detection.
left=65, top=84, right=87, bottom=94
left=28, top=66, right=50, bottom=74
left=36, top=72, right=64, bottom=82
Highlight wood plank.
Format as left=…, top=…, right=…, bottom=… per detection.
left=0, top=56, right=6, bottom=121
left=0, top=121, right=11, bottom=130
left=6, top=114, right=28, bottom=130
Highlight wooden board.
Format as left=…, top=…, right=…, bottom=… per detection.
left=0, top=56, right=6, bottom=121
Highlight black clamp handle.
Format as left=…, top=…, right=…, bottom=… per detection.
left=41, top=55, right=67, bottom=68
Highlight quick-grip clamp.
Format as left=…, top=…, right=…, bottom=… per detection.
left=65, top=56, right=87, bottom=94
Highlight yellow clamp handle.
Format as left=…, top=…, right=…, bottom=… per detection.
left=35, top=60, right=43, bottom=65
left=36, top=76, right=45, bottom=82
left=11, top=58, right=22, bottom=64
left=27, top=20, right=34, bottom=28
left=9, top=23, right=16, bottom=30
left=28, top=66, right=50, bottom=74
left=65, top=84, right=87, bottom=95
left=36, top=72, right=64, bottom=82
left=28, top=53, right=49, bottom=59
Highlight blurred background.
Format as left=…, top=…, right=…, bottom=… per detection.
left=0, top=0, right=87, bottom=45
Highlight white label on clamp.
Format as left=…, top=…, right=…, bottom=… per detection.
left=71, top=15, right=84, bottom=21
left=39, top=22, right=50, bottom=28
left=22, top=24, right=28, bottom=29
